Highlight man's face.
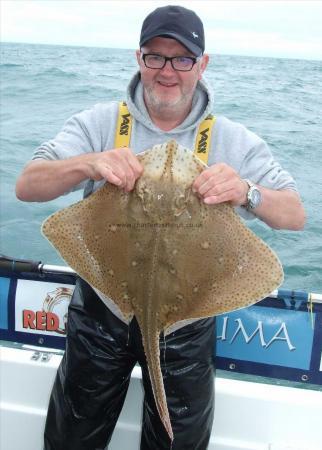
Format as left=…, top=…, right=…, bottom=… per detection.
left=136, top=37, right=209, bottom=114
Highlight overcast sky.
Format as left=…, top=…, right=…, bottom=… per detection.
left=1, top=0, right=322, bottom=60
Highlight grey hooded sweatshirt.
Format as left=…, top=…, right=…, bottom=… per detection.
left=33, top=73, right=296, bottom=330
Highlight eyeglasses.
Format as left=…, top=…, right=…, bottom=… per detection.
left=141, top=53, right=200, bottom=72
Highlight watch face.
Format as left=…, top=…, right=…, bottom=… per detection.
left=250, top=187, right=261, bottom=208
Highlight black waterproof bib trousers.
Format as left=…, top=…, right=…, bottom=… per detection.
left=44, top=278, right=216, bottom=450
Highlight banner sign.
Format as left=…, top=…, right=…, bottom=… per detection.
left=1, top=271, right=321, bottom=385
left=0, top=271, right=74, bottom=349
left=15, top=280, right=73, bottom=336
left=216, top=297, right=322, bottom=385
left=217, top=306, right=315, bottom=370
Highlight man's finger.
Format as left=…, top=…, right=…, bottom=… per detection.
left=203, top=190, right=234, bottom=205
left=99, top=165, right=124, bottom=187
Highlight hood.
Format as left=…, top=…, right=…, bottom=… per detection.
left=126, top=72, right=214, bottom=134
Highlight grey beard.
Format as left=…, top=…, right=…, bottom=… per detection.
left=144, top=87, right=192, bottom=115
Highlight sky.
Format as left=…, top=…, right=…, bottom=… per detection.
left=1, top=0, right=322, bottom=60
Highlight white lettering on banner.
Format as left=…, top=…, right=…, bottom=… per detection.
left=230, top=319, right=267, bottom=347
left=265, top=323, right=296, bottom=350
left=217, top=317, right=296, bottom=351
left=219, top=316, right=228, bottom=340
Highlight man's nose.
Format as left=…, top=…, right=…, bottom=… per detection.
left=160, top=60, right=176, bottom=74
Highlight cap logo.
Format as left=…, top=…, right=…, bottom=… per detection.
left=192, top=31, right=199, bottom=39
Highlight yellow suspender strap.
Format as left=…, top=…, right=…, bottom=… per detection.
left=114, top=101, right=133, bottom=148
left=194, top=114, right=216, bottom=164
left=115, top=102, right=216, bottom=164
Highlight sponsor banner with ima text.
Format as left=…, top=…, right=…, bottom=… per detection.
left=216, top=306, right=315, bottom=370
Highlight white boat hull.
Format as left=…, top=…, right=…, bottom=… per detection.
left=1, top=345, right=321, bottom=450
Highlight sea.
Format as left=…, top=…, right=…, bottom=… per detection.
left=0, top=42, right=322, bottom=295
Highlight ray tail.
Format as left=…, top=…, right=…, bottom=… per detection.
left=142, top=330, right=173, bottom=441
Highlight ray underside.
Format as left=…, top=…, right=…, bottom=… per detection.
left=42, top=140, right=283, bottom=441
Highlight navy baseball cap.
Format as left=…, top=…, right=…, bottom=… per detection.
left=140, top=5, right=205, bottom=56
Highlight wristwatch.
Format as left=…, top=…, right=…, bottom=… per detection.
left=243, top=179, right=262, bottom=210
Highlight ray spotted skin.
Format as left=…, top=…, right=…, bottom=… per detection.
left=42, top=141, right=283, bottom=440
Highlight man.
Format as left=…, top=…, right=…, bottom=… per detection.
left=16, top=5, right=305, bottom=450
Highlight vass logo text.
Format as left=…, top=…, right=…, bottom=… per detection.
left=197, top=128, right=209, bottom=154
left=197, top=114, right=214, bottom=154
left=119, top=102, right=131, bottom=136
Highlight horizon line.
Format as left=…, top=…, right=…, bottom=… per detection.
left=2, top=40, right=321, bottom=63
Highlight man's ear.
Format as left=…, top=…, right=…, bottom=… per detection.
left=198, top=54, right=209, bottom=80
left=136, top=49, right=141, bottom=66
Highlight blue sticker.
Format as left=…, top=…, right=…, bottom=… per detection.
left=216, top=306, right=315, bottom=370
left=0, top=277, right=10, bottom=330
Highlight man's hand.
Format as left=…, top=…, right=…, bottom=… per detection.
left=85, top=147, right=143, bottom=192
left=16, top=148, right=143, bottom=202
left=192, top=162, right=305, bottom=230
left=192, top=163, right=248, bottom=206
